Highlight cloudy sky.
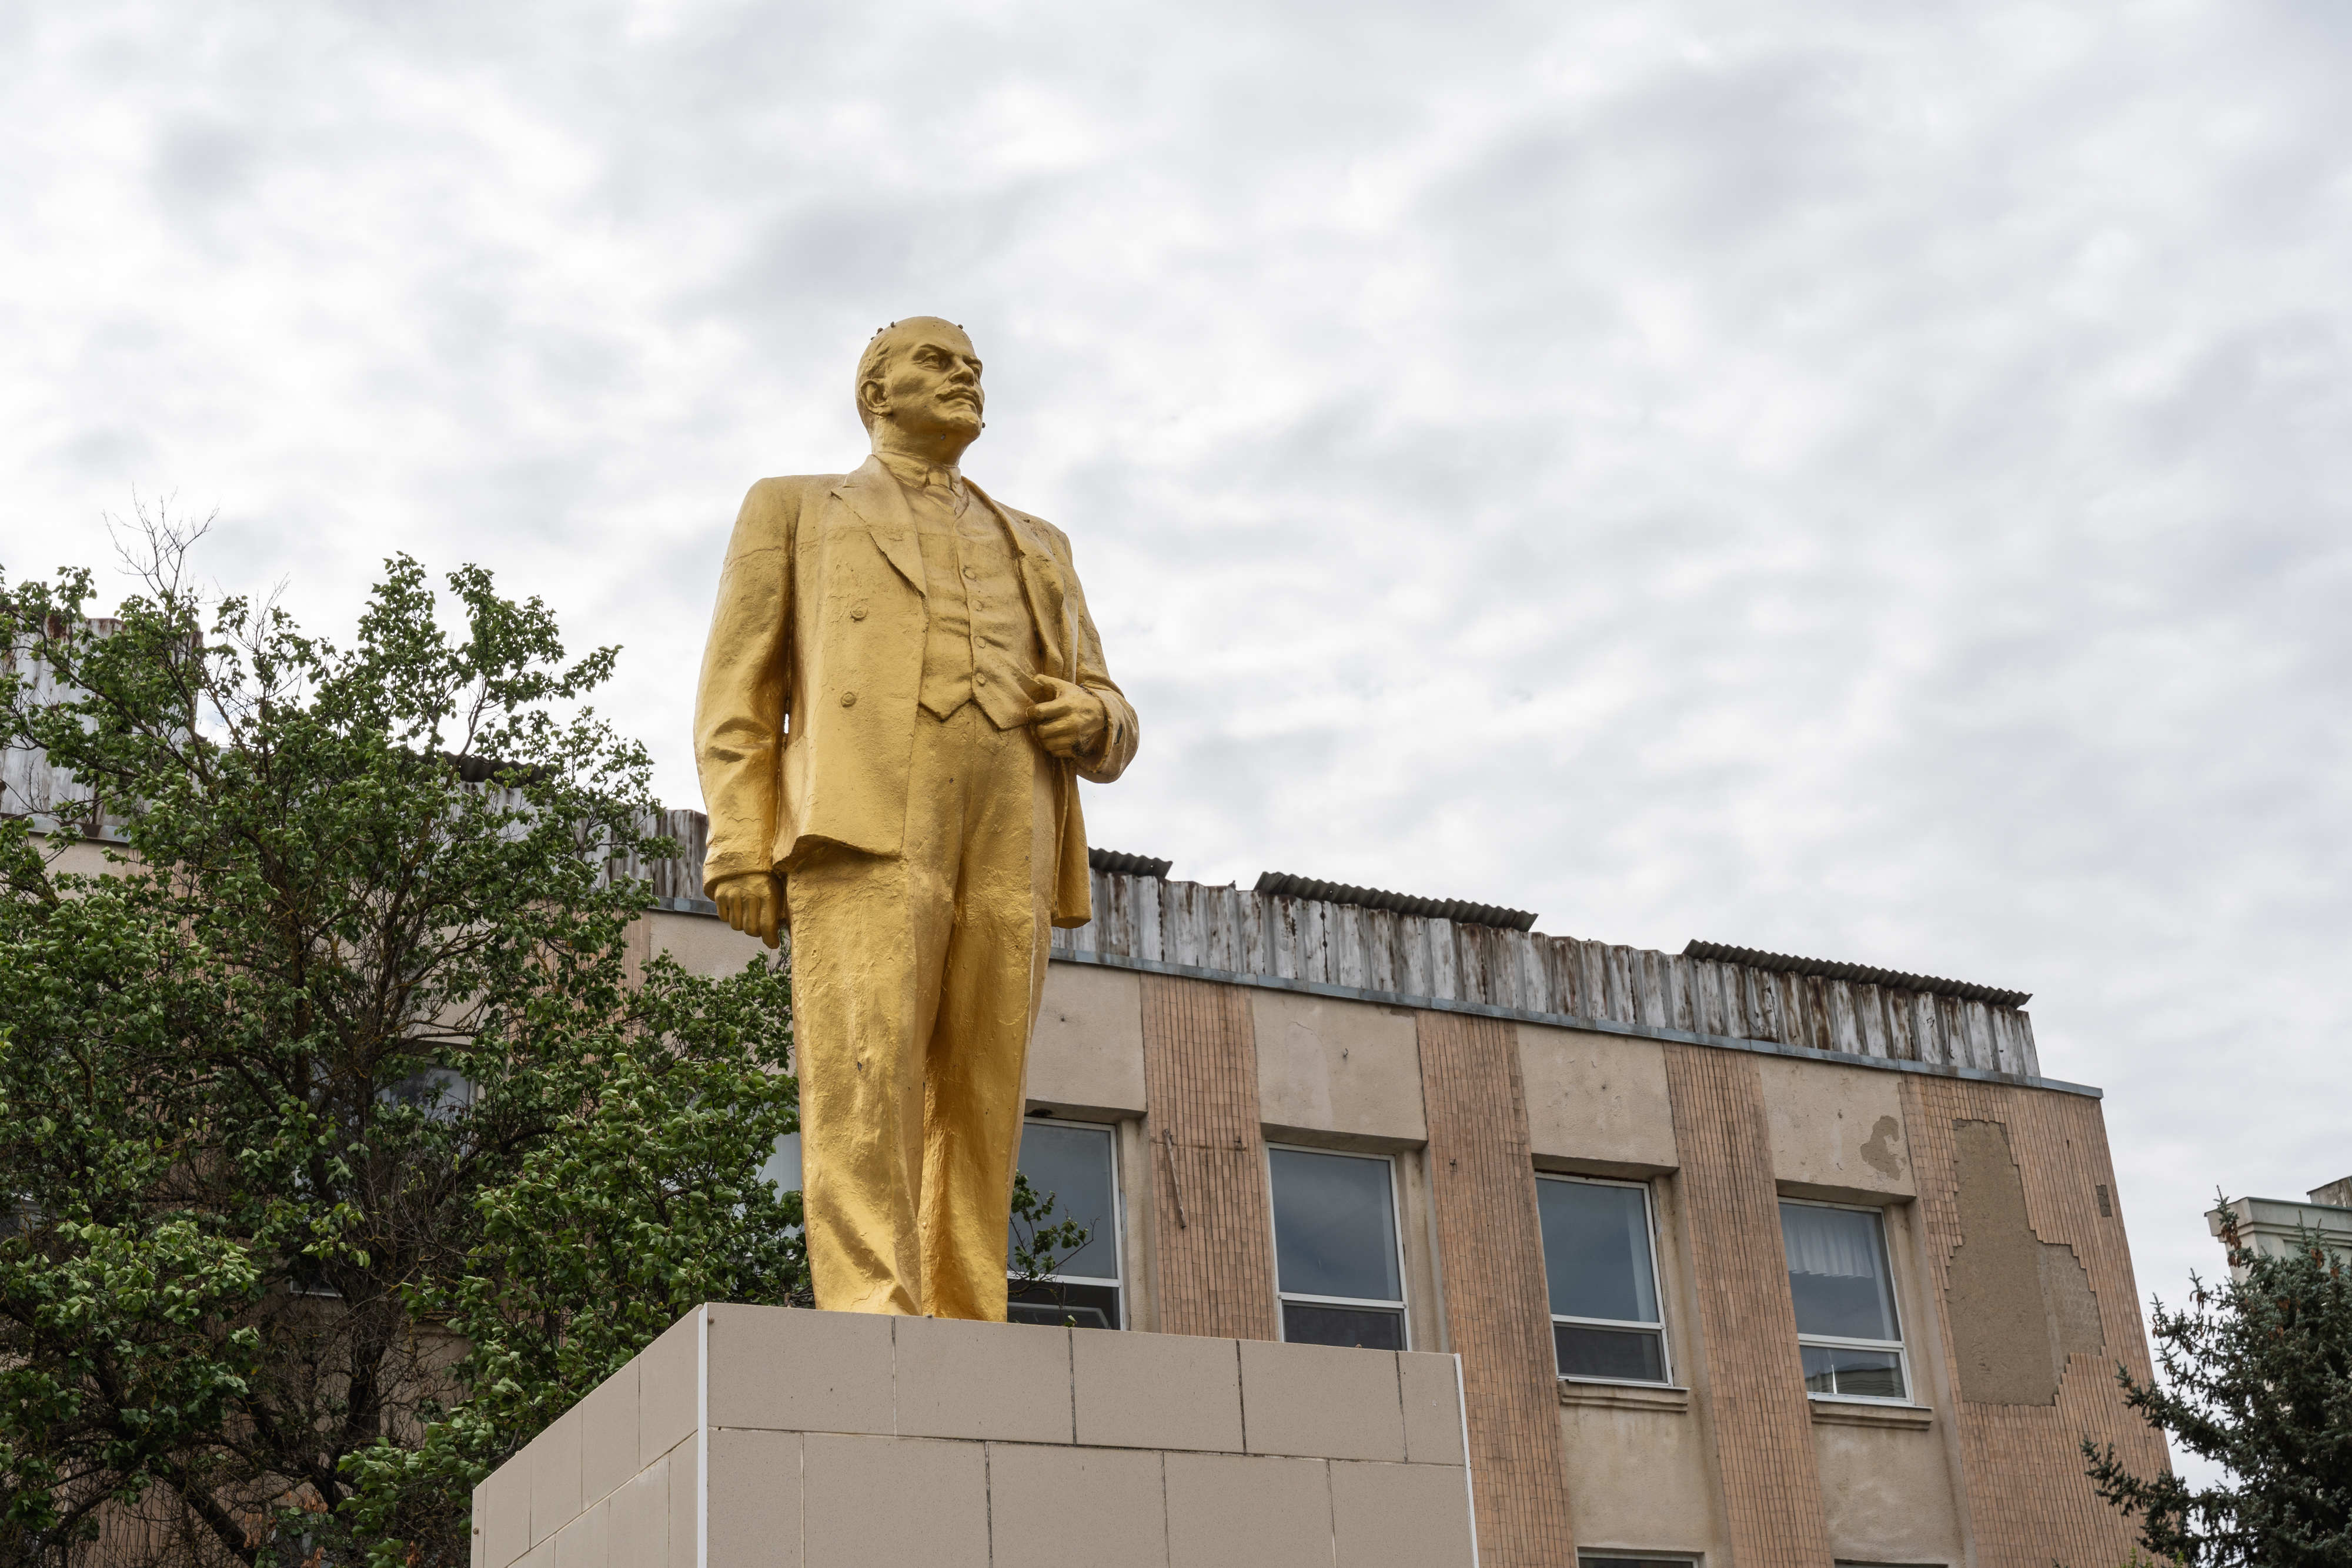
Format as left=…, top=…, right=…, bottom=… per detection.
left=7, top=0, right=2349, bottom=1373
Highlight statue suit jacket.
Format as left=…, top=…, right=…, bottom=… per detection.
left=693, top=455, right=1140, bottom=928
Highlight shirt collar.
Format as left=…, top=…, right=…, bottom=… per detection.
left=873, top=450, right=965, bottom=498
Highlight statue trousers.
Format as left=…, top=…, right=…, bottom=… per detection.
left=786, top=700, right=1058, bottom=1319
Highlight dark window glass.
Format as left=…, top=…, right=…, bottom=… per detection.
left=1799, top=1343, right=1905, bottom=1399
left=1269, top=1148, right=1401, bottom=1303
left=1780, top=1203, right=1899, bottom=1342
left=1010, top=1122, right=1118, bottom=1282
left=1007, top=1280, right=1121, bottom=1331
left=1537, top=1179, right=1659, bottom=1324
left=1581, top=1559, right=1698, bottom=1568
left=1553, top=1323, right=1666, bottom=1382
left=1282, top=1301, right=1405, bottom=1350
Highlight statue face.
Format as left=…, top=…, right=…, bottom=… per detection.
left=865, top=322, right=985, bottom=447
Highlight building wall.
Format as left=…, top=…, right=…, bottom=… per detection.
left=1415, top=1010, right=1576, bottom=1567
left=1020, top=942, right=2157, bottom=1567
left=29, top=801, right=2152, bottom=1565
left=1903, top=1076, right=2169, bottom=1565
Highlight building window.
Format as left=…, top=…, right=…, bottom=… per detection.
left=1782, top=1199, right=1909, bottom=1401
left=1268, top=1145, right=1407, bottom=1349
left=1580, top=1556, right=1698, bottom=1567
left=1007, top=1119, right=1124, bottom=1329
left=1537, top=1175, right=1669, bottom=1383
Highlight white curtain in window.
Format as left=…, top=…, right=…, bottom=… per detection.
left=1780, top=1204, right=1879, bottom=1279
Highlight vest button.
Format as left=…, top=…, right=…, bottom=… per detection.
left=840, top=691, right=857, bottom=707
left=975, top=673, right=988, bottom=687
left=850, top=601, right=868, bottom=621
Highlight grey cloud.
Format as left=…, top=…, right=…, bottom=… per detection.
left=5, top=4, right=2351, bottom=1482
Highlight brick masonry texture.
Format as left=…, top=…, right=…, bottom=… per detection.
left=1141, top=972, right=1282, bottom=1340
left=1662, top=1042, right=1838, bottom=1564
left=1902, top=1076, right=2169, bottom=1567
left=1415, top=1008, right=1576, bottom=1567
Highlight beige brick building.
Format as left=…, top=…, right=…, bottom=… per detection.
left=19, top=782, right=2170, bottom=1566
left=629, top=828, right=2167, bottom=1568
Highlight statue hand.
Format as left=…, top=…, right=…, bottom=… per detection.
left=711, top=870, right=783, bottom=949
left=1028, top=677, right=1108, bottom=760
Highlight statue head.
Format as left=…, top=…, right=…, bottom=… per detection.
left=856, top=317, right=985, bottom=460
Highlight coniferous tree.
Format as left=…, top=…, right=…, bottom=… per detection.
left=2084, top=1201, right=2352, bottom=1566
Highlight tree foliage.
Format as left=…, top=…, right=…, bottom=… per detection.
left=2084, top=1201, right=2352, bottom=1566
left=0, top=517, right=800, bottom=1567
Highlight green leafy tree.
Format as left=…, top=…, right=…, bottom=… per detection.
left=1007, top=1171, right=1093, bottom=1314
left=2083, top=1199, right=2352, bottom=1566
left=0, top=517, right=800, bottom=1567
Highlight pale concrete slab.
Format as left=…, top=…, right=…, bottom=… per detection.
left=1758, top=1056, right=1912, bottom=1200
left=606, top=1457, right=668, bottom=1568
left=484, top=1442, right=533, bottom=1568
left=1253, top=989, right=1426, bottom=1143
left=802, top=1435, right=988, bottom=1568
left=1165, top=1452, right=1333, bottom=1568
left=1240, top=1340, right=1406, bottom=1462
left=664, top=1437, right=697, bottom=1568
left=989, top=1443, right=1168, bottom=1567
left=1030, top=961, right=1147, bottom=1114
left=577, top=1359, right=640, bottom=1507
left=1074, top=1330, right=1243, bottom=1452
left=639, top=1313, right=701, bottom=1469
left=708, top=1429, right=801, bottom=1568
left=893, top=1316, right=1073, bottom=1443
left=552, top=1497, right=609, bottom=1568
left=1519, top=1024, right=1676, bottom=1170
left=706, top=1305, right=892, bottom=1436
left=530, top=1405, right=583, bottom=1547
left=1331, top=1460, right=1476, bottom=1568
left=1398, top=1353, right=1465, bottom=1465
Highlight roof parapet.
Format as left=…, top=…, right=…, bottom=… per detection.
left=1681, top=940, right=2029, bottom=1008
left=1254, top=871, right=1538, bottom=932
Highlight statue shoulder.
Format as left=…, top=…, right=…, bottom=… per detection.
left=1007, top=506, right=1075, bottom=557
left=733, top=474, right=846, bottom=535
left=743, top=473, right=846, bottom=506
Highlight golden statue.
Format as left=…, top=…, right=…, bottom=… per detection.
left=693, top=318, right=1139, bottom=1319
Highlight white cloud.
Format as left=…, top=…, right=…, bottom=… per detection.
left=6, top=0, right=2351, bottom=1452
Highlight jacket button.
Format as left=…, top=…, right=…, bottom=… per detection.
left=840, top=691, right=857, bottom=708
left=850, top=602, right=868, bottom=621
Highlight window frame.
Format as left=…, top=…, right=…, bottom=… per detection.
left=1264, top=1142, right=1411, bottom=1350
left=1780, top=1195, right=1912, bottom=1405
left=1010, top=1115, right=1127, bottom=1329
left=1536, top=1172, right=1674, bottom=1388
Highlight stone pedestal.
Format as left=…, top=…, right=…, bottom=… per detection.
left=473, top=1305, right=1477, bottom=1568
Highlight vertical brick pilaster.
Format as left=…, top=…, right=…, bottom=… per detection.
left=1416, top=1010, right=1575, bottom=1568
left=1140, top=974, right=1280, bottom=1340
left=1663, top=1042, right=1835, bottom=1567
left=1902, top=1076, right=2166, bottom=1567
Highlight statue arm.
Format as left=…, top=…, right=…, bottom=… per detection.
left=1053, top=529, right=1139, bottom=785
left=694, top=479, right=800, bottom=910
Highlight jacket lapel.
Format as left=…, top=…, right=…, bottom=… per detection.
left=832, top=456, right=926, bottom=594
left=968, top=480, right=1070, bottom=676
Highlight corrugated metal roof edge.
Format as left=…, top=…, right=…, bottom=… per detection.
left=1088, top=848, right=1173, bottom=878
left=1682, top=940, right=2030, bottom=1009
left=1254, top=870, right=1538, bottom=932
